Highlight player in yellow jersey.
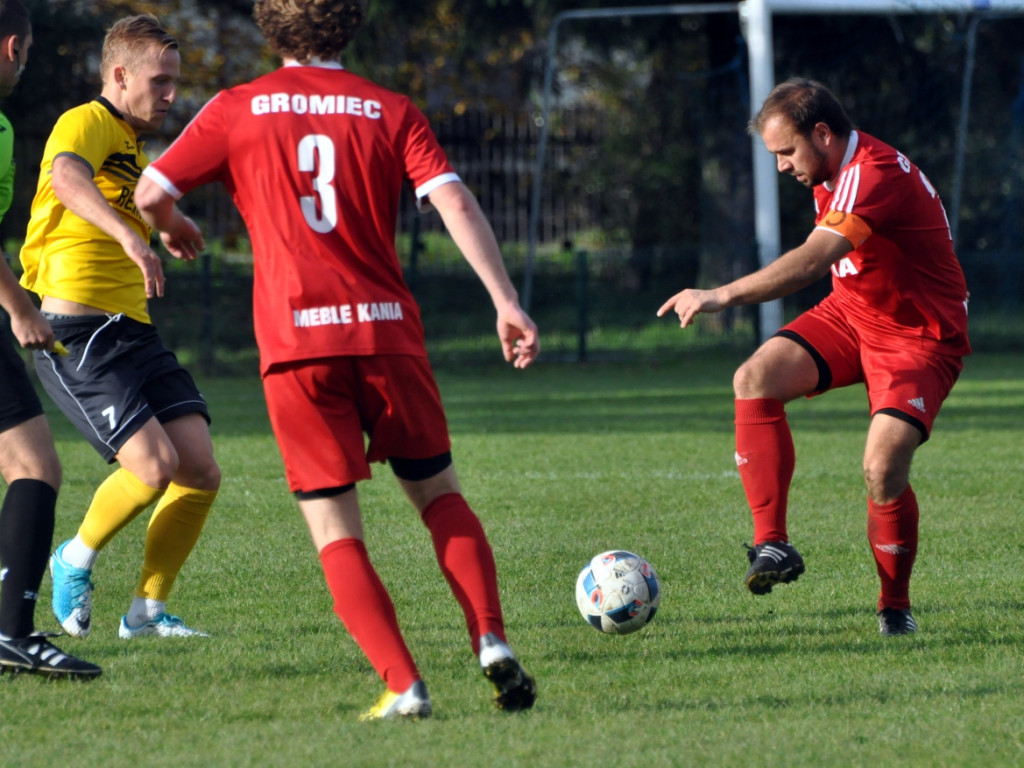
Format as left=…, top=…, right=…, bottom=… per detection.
left=20, top=15, right=219, bottom=640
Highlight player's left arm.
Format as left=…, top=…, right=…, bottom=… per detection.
left=426, top=179, right=540, bottom=368
left=135, top=172, right=205, bottom=262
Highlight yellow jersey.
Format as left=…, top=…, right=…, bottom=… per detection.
left=20, top=97, right=153, bottom=322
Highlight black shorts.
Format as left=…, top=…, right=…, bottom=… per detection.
left=34, top=313, right=210, bottom=463
left=0, top=317, right=44, bottom=432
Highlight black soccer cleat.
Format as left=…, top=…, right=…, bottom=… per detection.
left=878, top=607, right=918, bottom=636
left=0, top=632, right=102, bottom=680
left=483, top=656, right=537, bottom=712
left=744, top=541, right=805, bottom=595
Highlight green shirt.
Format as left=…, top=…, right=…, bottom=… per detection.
left=0, top=109, right=13, bottom=223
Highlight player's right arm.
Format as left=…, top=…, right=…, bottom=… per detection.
left=51, top=154, right=166, bottom=298
left=657, top=228, right=850, bottom=328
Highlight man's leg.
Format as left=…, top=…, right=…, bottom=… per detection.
left=122, top=413, right=220, bottom=636
left=0, top=416, right=60, bottom=638
left=733, top=337, right=818, bottom=594
left=863, top=413, right=921, bottom=633
left=0, top=415, right=101, bottom=678
left=398, top=464, right=536, bottom=711
left=301, top=489, right=422, bottom=697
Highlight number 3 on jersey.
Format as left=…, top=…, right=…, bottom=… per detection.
left=298, top=134, right=338, bottom=234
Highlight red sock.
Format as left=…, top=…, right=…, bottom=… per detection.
left=735, top=398, right=794, bottom=544
left=319, top=538, right=419, bottom=692
left=421, top=493, right=504, bottom=654
left=868, top=487, right=919, bottom=611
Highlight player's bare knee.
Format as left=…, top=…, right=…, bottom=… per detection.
left=175, top=457, right=221, bottom=491
left=127, top=454, right=179, bottom=491
left=862, top=461, right=908, bottom=505
left=0, top=452, right=61, bottom=488
left=733, top=359, right=769, bottom=399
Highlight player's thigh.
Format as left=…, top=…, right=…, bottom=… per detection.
left=113, top=415, right=180, bottom=488
left=733, top=336, right=820, bottom=401
left=262, top=359, right=371, bottom=493
left=0, top=342, right=58, bottom=483
left=162, top=412, right=220, bottom=490
left=757, top=302, right=864, bottom=400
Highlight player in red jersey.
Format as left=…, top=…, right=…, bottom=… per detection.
left=135, top=0, right=539, bottom=718
left=658, top=77, right=970, bottom=635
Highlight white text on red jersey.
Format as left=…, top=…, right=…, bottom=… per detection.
left=251, top=93, right=383, bottom=118
left=293, top=302, right=404, bottom=328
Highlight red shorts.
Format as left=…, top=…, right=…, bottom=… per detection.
left=262, top=355, right=452, bottom=493
left=779, top=300, right=963, bottom=440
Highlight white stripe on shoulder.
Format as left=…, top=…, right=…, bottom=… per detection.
left=831, top=163, right=860, bottom=214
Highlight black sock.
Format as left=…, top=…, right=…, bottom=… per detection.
left=0, top=479, right=57, bottom=638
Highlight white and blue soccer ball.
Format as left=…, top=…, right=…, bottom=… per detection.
left=575, top=550, right=661, bottom=635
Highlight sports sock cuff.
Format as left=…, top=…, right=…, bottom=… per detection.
left=114, top=468, right=165, bottom=506
left=79, top=469, right=164, bottom=550
left=868, top=486, right=918, bottom=518
left=419, top=492, right=466, bottom=527
left=319, top=536, right=366, bottom=562
left=157, top=482, right=219, bottom=508
left=735, top=398, right=785, bottom=425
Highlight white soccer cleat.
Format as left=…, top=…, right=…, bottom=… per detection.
left=118, top=613, right=210, bottom=639
left=358, top=680, right=432, bottom=721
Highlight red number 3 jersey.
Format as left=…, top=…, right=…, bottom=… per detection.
left=812, top=131, right=970, bottom=356
left=144, top=62, right=459, bottom=373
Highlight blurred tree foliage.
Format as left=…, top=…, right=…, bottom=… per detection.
left=2, top=0, right=1022, bottom=289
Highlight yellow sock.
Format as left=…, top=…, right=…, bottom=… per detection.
left=79, top=469, right=164, bottom=551
left=137, top=483, right=218, bottom=601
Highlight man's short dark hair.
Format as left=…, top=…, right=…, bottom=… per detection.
left=749, top=77, right=854, bottom=139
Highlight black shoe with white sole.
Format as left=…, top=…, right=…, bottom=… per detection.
left=0, top=632, right=102, bottom=679
left=744, top=541, right=805, bottom=595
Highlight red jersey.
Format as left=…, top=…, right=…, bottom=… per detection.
left=142, top=62, right=459, bottom=373
left=813, top=131, right=970, bottom=356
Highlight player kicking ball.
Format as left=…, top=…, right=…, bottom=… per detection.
left=659, top=78, right=970, bottom=636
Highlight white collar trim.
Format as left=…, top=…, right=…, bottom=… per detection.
left=283, top=57, right=344, bottom=70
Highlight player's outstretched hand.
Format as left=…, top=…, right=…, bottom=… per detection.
left=497, top=304, right=540, bottom=369
left=656, top=288, right=724, bottom=329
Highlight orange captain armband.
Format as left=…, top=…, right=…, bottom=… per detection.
left=817, top=209, right=872, bottom=248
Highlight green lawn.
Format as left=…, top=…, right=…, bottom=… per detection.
left=2, top=350, right=1022, bottom=767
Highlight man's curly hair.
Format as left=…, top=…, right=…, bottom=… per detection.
left=254, top=0, right=364, bottom=63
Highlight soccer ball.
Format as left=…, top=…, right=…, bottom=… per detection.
left=575, top=550, right=661, bottom=635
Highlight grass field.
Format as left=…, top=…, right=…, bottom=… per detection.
left=2, top=350, right=1022, bottom=767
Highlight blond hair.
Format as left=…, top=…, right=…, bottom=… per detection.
left=100, top=14, right=177, bottom=83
